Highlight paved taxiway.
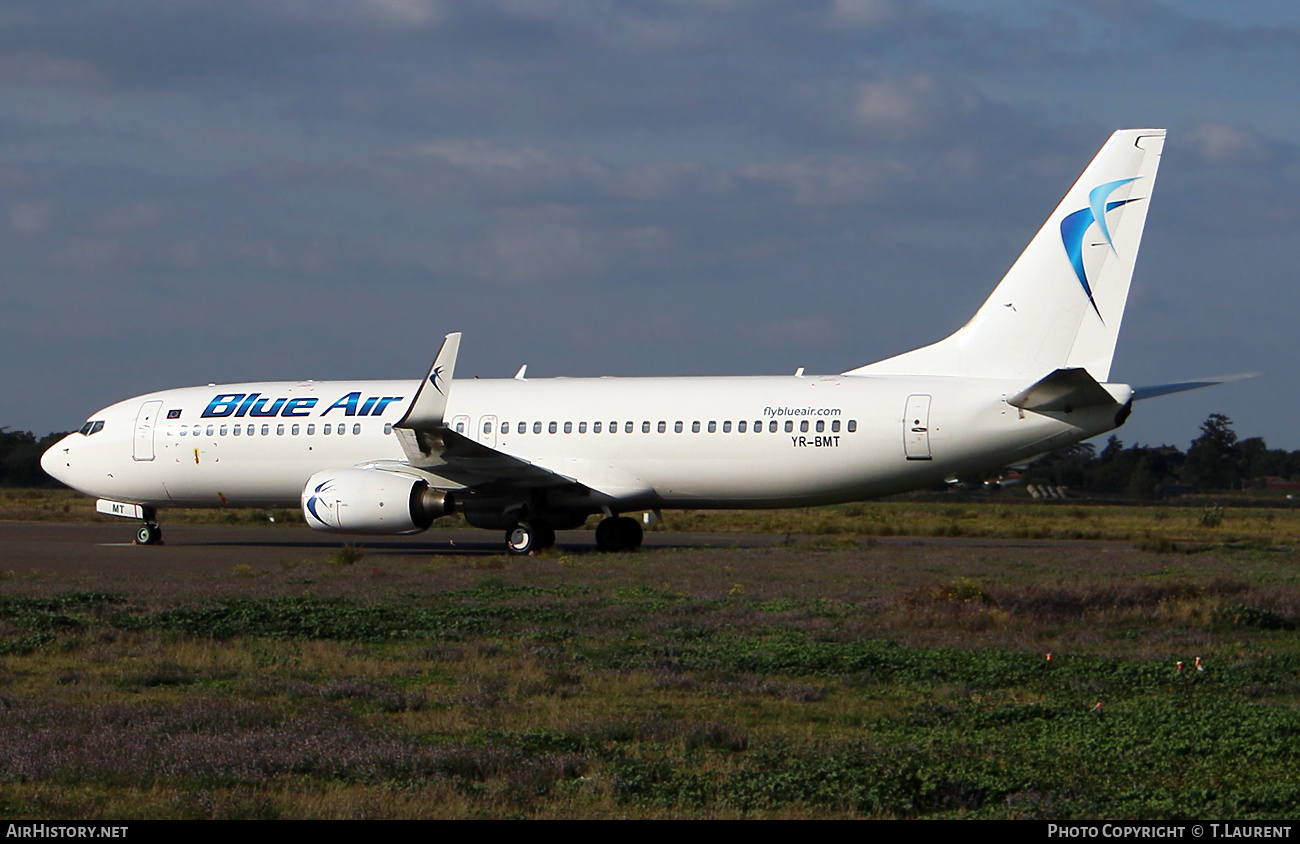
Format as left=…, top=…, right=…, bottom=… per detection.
left=0, top=521, right=1131, bottom=576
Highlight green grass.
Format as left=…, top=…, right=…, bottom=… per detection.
left=1, top=538, right=1299, bottom=818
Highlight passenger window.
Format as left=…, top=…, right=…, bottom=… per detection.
left=692, top=421, right=700, bottom=433
left=353, top=423, right=361, bottom=435
left=483, top=421, right=492, bottom=434
left=564, top=421, right=573, bottom=434
left=848, top=420, right=857, bottom=433
left=784, top=421, right=793, bottom=433
left=738, top=421, right=746, bottom=433
left=308, top=424, right=316, bottom=435
left=338, top=424, right=345, bottom=435
left=831, top=420, right=840, bottom=433
left=642, top=421, right=650, bottom=433
left=518, top=422, right=527, bottom=434
left=768, top=421, right=777, bottom=433
left=657, top=421, right=666, bottom=433
left=624, top=421, right=633, bottom=434
left=382, top=423, right=391, bottom=435
left=708, top=421, right=716, bottom=433
left=232, top=426, right=240, bottom=437
left=800, top=420, right=808, bottom=433
left=219, top=425, right=228, bottom=436
left=549, top=421, right=558, bottom=434
left=816, top=420, right=824, bottom=433
left=262, top=425, right=270, bottom=436
left=323, top=424, right=332, bottom=435
left=723, top=421, right=732, bottom=433
left=593, top=422, right=602, bottom=433
left=179, top=427, right=187, bottom=437
left=610, top=421, right=617, bottom=433
left=579, top=422, right=587, bottom=433
left=246, top=425, right=254, bottom=436
left=291, top=424, right=300, bottom=436
left=674, top=421, right=683, bottom=433
left=534, top=421, right=542, bottom=434
left=455, top=421, right=465, bottom=434
left=276, top=424, right=285, bottom=436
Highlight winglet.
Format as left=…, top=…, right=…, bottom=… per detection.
left=396, top=332, right=461, bottom=431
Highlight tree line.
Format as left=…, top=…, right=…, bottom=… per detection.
left=0, top=429, right=71, bottom=487
left=1022, top=414, right=1300, bottom=498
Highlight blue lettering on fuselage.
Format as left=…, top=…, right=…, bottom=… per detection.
left=201, top=392, right=403, bottom=419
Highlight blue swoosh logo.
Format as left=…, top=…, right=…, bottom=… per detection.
left=306, top=479, right=334, bottom=524
left=1059, top=178, right=1143, bottom=321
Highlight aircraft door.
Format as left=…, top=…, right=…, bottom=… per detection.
left=477, top=415, right=498, bottom=449
left=133, top=400, right=163, bottom=462
left=903, top=394, right=932, bottom=461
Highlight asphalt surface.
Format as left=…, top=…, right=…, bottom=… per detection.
left=0, top=520, right=1133, bottom=576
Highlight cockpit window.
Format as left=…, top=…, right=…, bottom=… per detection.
left=79, top=420, right=105, bottom=436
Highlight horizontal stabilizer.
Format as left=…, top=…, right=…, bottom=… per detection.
left=1008, top=367, right=1119, bottom=412
left=1132, top=372, right=1259, bottom=401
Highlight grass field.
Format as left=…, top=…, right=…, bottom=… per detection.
left=6, top=486, right=1300, bottom=546
left=2, top=492, right=1300, bottom=818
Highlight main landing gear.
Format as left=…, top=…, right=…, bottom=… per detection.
left=135, top=523, right=163, bottom=545
left=502, top=515, right=643, bottom=554
left=504, top=521, right=556, bottom=556
left=594, top=515, right=642, bottom=553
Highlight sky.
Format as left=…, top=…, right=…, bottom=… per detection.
left=2, top=0, right=1296, bottom=452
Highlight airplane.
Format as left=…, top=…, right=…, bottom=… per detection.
left=41, top=128, right=1227, bottom=554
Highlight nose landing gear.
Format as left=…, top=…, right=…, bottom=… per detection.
left=134, top=523, right=163, bottom=545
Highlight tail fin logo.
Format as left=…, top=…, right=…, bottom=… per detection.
left=1059, top=177, right=1144, bottom=321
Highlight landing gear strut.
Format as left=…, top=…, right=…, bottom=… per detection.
left=595, top=516, right=642, bottom=552
left=135, top=523, right=163, bottom=545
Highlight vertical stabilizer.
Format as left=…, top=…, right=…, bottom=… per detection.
left=846, top=129, right=1165, bottom=382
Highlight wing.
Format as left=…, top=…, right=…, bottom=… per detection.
left=390, top=334, right=650, bottom=504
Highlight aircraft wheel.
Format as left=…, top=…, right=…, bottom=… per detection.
left=617, top=516, right=643, bottom=550
left=594, top=517, right=622, bottom=552
left=136, top=523, right=163, bottom=545
left=595, top=516, right=642, bottom=552
left=506, top=522, right=536, bottom=555
left=534, top=522, right=556, bottom=550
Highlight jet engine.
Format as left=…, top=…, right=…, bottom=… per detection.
left=301, top=467, right=454, bottom=534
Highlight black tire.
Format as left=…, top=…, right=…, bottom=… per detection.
left=506, top=522, right=535, bottom=555
left=595, top=517, right=623, bottom=552
left=617, top=516, right=643, bottom=550
left=534, top=522, right=556, bottom=550
left=136, top=523, right=162, bottom=545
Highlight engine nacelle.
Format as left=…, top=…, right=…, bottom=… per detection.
left=302, top=468, right=454, bottom=534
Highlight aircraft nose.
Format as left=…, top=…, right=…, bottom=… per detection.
left=41, top=437, right=73, bottom=486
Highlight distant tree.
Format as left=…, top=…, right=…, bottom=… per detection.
left=1022, top=442, right=1097, bottom=488
left=0, top=429, right=70, bottom=488
left=1182, top=413, right=1240, bottom=490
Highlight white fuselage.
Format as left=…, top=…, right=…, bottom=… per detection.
left=42, top=372, right=1122, bottom=515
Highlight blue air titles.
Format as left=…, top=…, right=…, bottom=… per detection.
left=201, top=392, right=405, bottom=419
